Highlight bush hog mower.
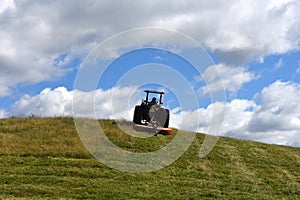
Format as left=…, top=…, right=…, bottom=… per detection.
left=133, top=90, right=172, bottom=135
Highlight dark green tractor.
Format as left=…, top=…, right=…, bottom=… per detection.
left=133, top=90, right=170, bottom=128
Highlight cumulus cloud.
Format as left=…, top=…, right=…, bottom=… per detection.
left=198, top=64, right=255, bottom=96
left=10, top=86, right=140, bottom=120
left=226, top=81, right=300, bottom=147
left=170, top=99, right=255, bottom=135
left=249, top=81, right=300, bottom=133
left=73, top=86, right=141, bottom=119
left=0, top=0, right=299, bottom=96
left=0, top=51, right=67, bottom=97
left=172, top=81, right=300, bottom=147
left=10, top=87, right=73, bottom=117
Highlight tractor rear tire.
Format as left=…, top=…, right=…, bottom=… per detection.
left=164, top=109, right=170, bottom=128
left=133, top=106, right=142, bottom=124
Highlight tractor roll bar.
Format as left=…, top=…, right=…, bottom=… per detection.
left=144, top=90, right=165, bottom=94
left=144, top=90, right=165, bottom=105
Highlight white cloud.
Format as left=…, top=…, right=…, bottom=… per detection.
left=73, top=86, right=141, bottom=120
left=249, top=81, right=300, bottom=132
left=170, top=107, right=208, bottom=132
left=172, top=81, right=300, bottom=147
left=0, top=0, right=299, bottom=96
left=10, top=87, right=73, bottom=117
left=0, top=85, right=10, bottom=97
left=227, top=81, right=300, bottom=147
left=0, top=109, right=8, bottom=118
left=10, top=86, right=140, bottom=120
left=274, top=58, right=284, bottom=69
left=296, top=61, right=300, bottom=73
left=0, top=0, right=15, bottom=15
left=258, top=56, right=265, bottom=64
left=0, top=52, right=67, bottom=97
left=170, top=99, right=255, bottom=135
left=198, top=64, right=255, bottom=96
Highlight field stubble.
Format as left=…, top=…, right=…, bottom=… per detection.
left=0, top=118, right=299, bottom=199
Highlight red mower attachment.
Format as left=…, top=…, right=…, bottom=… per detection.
left=133, top=124, right=173, bottom=135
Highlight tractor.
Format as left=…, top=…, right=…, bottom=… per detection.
left=133, top=90, right=172, bottom=134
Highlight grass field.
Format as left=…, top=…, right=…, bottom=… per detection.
left=0, top=117, right=300, bottom=199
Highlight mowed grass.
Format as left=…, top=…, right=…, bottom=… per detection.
left=0, top=118, right=300, bottom=199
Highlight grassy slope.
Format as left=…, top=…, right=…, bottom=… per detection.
left=0, top=118, right=299, bottom=199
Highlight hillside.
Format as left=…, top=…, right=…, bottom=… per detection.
left=0, top=117, right=299, bottom=199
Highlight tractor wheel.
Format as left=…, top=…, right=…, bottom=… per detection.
left=164, top=109, right=170, bottom=128
left=133, top=106, right=142, bottom=124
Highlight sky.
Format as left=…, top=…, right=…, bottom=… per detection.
left=0, top=0, right=300, bottom=147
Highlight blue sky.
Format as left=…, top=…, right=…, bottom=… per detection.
left=1, top=0, right=300, bottom=147
left=238, top=51, right=300, bottom=99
